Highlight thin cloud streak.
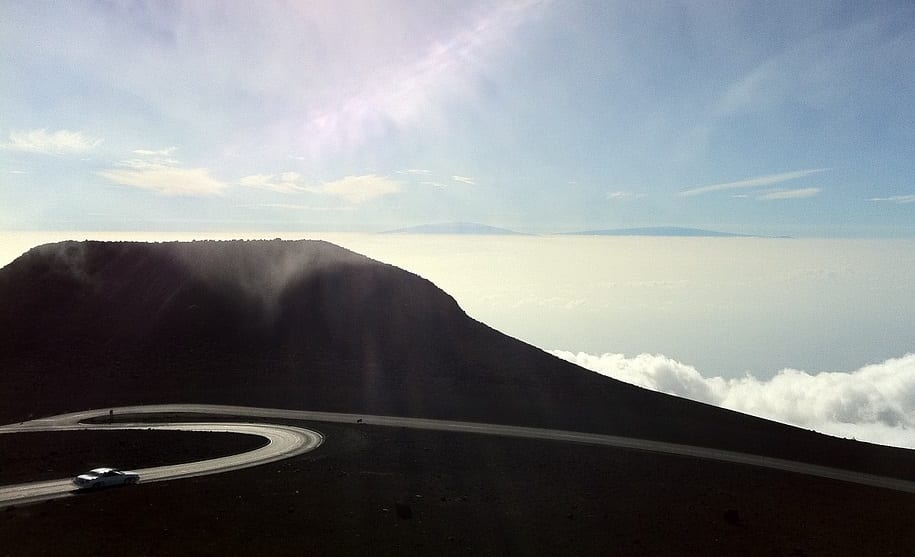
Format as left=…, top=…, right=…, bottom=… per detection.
left=133, top=147, right=177, bottom=157
left=870, top=194, right=915, bottom=204
left=757, top=187, right=821, bottom=200
left=680, top=168, right=829, bottom=197
left=605, top=191, right=645, bottom=200
left=452, top=175, right=476, bottom=185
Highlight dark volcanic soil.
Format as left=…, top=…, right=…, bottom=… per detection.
left=2, top=423, right=913, bottom=557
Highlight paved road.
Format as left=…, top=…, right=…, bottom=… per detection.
left=0, top=417, right=323, bottom=509
left=2, top=403, right=914, bottom=510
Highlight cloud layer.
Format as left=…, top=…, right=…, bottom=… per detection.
left=549, top=349, right=915, bottom=449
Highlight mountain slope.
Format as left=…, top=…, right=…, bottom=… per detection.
left=1, top=240, right=912, bottom=479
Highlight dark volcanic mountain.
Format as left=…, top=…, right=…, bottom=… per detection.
left=1, top=240, right=912, bottom=479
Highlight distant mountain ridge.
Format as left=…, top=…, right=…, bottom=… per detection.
left=382, top=222, right=525, bottom=235
left=382, top=224, right=783, bottom=237
left=562, top=226, right=753, bottom=237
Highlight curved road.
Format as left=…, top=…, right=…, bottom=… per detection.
left=2, top=403, right=915, bottom=509
left=0, top=416, right=323, bottom=509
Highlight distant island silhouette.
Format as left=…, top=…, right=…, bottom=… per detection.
left=381, top=224, right=790, bottom=238
left=561, top=226, right=758, bottom=237
left=381, top=222, right=525, bottom=235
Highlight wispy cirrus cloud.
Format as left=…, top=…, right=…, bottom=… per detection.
left=298, top=0, right=544, bottom=157
left=2, top=128, right=101, bottom=155
left=680, top=168, right=829, bottom=197
left=98, top=165, right=226, bottom=197
left=452, top=175, right=476, bottom=185
left=240, top=203, right=356, bottom=212
left=97, top=148, right=226, bottom=196
left=757, top=187, right=821, bottom=200
left=870, top=194, right=915, bottom=204
left=313, top=174, right=401, bottom=203
left=239, top=172, right=402, bottom=203
left=132, top=147, right=177, bottom=157
left=239, top=172, right=308, bottom=194
left=605, top=190, right=645, bottom=200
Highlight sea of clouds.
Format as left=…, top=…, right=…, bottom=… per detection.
left=549, top=350, right=915, bottom=450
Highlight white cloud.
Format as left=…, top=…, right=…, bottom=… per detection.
left=239, top=172, right=307, bottom=194
left=680, top=168, right=828, bottom=197
left=309, top=174, right=401, bottom=203
left=2, top=128, right=101, bottom=155
left=398, top=168, right=431, bottom=175
left=549, top=350, right=915, bottom=449
left=870, top=194, right=915, bottom=204
left=97, top=146, right=225, bottom=196
left=421, top=181, right=449, bottom=189
left=757, top=187, right=821, bottom=200
left=97, top=164, right=226, bottom=196
left=452, top=175, right=476, bottom=185
left=8, top=170, right=28, bottom=174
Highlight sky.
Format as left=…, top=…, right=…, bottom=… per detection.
left=2, top=1, right=915, bottom=449
left=2, top=1, right=915, bottom=236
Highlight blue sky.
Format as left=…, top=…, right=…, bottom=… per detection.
left=2, top=1, right=915, bottom=236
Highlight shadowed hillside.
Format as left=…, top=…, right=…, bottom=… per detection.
left=1, top=239, right=913, bottom=479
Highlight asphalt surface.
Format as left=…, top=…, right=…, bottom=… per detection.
left=2, top=403, right=914, bottom=510
left=0, top=416, right=323, bottom=509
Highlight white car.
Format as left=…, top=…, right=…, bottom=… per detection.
left=72, top=467, right=140, bottom=489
